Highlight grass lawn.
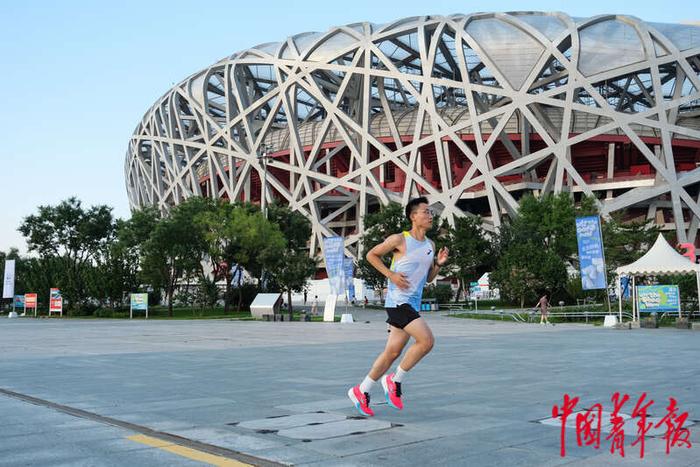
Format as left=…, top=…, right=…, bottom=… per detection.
left=27, top=306, right=252, bottom=320
left=17, top=306, right=345, bottom=322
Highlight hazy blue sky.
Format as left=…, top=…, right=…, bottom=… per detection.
left=1, top=0, right=698, bottom=253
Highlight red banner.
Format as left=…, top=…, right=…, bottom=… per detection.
left=25, top=293, right=37, bottom=308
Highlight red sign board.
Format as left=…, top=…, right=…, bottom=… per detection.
left=25, top=293, right=37, bottom=308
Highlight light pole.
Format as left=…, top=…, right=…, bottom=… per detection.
left=257, top=144, right=270, bottom=219
left=257, top=144, right=270, bottom=291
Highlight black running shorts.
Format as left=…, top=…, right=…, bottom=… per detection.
left=385, top=303, right=421, bottom=329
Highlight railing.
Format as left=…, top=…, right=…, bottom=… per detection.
left=441, top=303, right=636, bottom=323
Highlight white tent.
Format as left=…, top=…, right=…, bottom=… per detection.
left=615, top=234, right=700, bottom=322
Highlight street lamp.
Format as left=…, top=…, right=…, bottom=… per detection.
left=257, top=144, right=270, bottom=219
left=257, top=144, right=271, bottom=291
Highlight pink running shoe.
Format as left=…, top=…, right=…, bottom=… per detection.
left=347, top=385, right=374, bottom=416
left=382, top=373, right=403, bottom=410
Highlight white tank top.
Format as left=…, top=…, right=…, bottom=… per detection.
left=385, top=231, right=434, bottom=310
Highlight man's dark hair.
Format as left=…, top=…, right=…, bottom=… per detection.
left=405, top=196, right=429, bottom=221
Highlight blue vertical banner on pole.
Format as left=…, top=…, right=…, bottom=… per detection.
left=323, top=237, right=346, bottom=295
left=344, top=256, right=355, bottom=302
left=620, top=275, right=631, bottom=299
left=575, top=216, right=607, bottom=290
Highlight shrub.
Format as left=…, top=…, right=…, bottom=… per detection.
left=424, top=283, right=454, bottom=303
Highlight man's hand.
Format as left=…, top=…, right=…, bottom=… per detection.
left=436, top=246, right=449, bottom=266
left=390, top=271, right=410, bottom=290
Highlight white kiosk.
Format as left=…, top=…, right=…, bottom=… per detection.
left=250, top=293, right=282, bottom=319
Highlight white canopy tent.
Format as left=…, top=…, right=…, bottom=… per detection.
left=615, top=234, right=700, bottom=322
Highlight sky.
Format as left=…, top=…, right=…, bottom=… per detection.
left=1, top=0, right=698, bottom=253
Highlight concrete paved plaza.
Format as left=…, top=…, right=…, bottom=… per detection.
left=0, top=310, right=698, bottom=466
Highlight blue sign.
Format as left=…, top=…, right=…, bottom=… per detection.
left=620, top=276, right=631, bottom=299
left=13, top=295, right=24, bottom=308
left=130, top=293, right=149, bottom=311
left=637, top=285, right=680, bottom=312
left=344, top=256, right=355, bottom=301
left=323, top=237, right=346, bottom=294
left=575, top=216, right=607, bottom=290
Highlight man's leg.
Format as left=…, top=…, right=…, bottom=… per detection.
left=348, top=325, right=409, bottom=416
left=380, top=317, right=434, bottom=410
left=368, top=326, right=410, bottom=380
left=396, top=318, right=434, bottom=371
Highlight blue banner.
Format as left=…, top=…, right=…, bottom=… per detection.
left=620, top=276, right=631, bottom=299
left=323, top=237, right=345, bottom=295
left=344, top=256, right=355, bottom=302
left=637, top=285, right=680, bottom=312
left=575, top=216, right=607, bottom=290
left=229, top=264, right=243, bottom=286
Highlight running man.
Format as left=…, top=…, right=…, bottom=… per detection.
left=348, top=197, right=449, bottom=416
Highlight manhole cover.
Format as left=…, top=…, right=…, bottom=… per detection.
left=277, top=418, right=392, bottom=440
left=238, top=412, right=346, bottom=431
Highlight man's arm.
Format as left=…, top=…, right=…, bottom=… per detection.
left=427, top=242, right=449, bottom=282
left=427, top=263, right=441, bottom=283
left=366, top=234, right=410, bottom=290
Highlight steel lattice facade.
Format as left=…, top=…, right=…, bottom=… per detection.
left=125, top=12, right=700, bottom=258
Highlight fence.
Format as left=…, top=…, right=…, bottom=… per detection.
left=441, top=303, right=636, bottom=323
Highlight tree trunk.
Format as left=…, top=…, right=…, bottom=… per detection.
left=168, top=273, right=175, bottom=317
left=288, top=289, right=293, bottom=315
left=520, top=295, right=525, bottom=309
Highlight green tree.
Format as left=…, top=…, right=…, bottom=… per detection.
left=490, top=194, right=594, bottom=306
left=423, top=283, right=454, bottom=303
left=0, top=248, right=21, bottom=263
left=447, top=216, right=493, bottom=301
left=193, top=275, right=219, bottom=308
left=267, top=203, right=317, bottom=313
left=89, top=238, right=137, bottom=309
left=18, top=197, right=114, bottom=314
left=267, top=202, right=311, bottom=250
left=16, top=256, right=64, bottom=312
left=111, top=207, right=160, bottom=306
left=197, top=201, right=285, bottom=312
left=118, top=207, right=161, bottom=252
left=602, top=212, right=660, bottom=280
left=515, top=193, right=597, bottom=264
left=141, top=198, right=209, bottom=316
left=81, top=207, right=162, bottom=311
left=491, top=237, right=568, bottom=307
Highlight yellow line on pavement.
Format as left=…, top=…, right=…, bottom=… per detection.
left=127, top=434, right=251, bottom=466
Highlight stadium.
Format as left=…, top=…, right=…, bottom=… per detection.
left=125, top=12, right=700, bottom=258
